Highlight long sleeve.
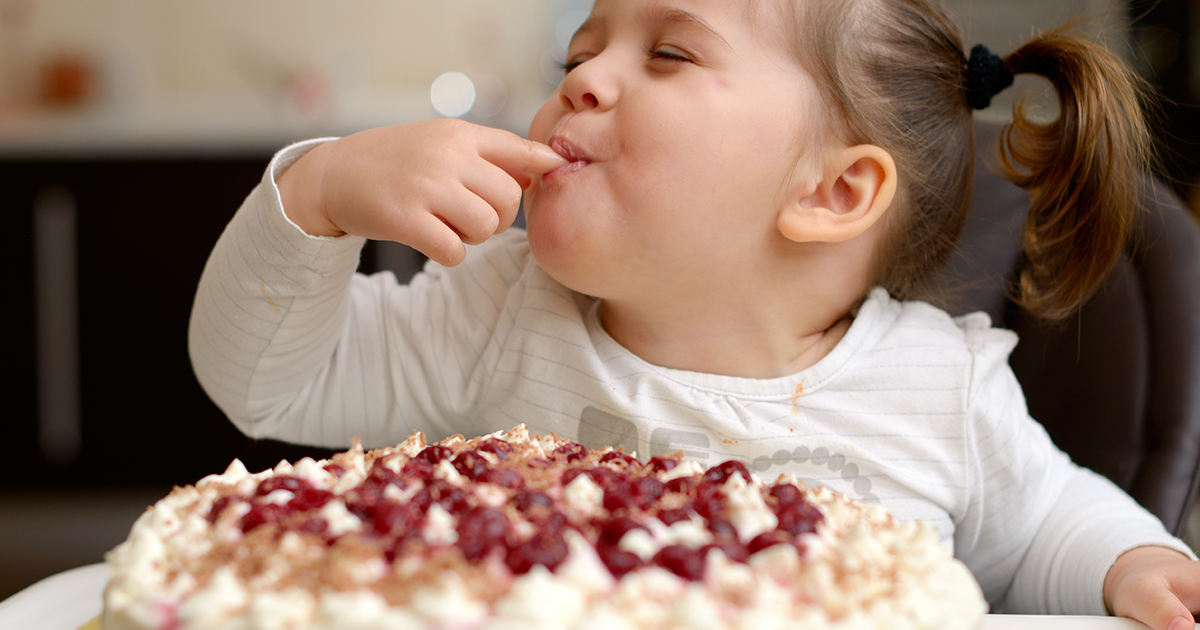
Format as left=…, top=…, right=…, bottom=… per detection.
left=187, top=141, right=534, bottom=448
left=950, top=314, right=1196, bottom=614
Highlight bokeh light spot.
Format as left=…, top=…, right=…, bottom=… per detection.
left=430, top=72, right=475, bottom=118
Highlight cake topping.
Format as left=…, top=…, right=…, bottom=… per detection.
left=184, top=427, right=826, bottom=585
left=103, top=425, right=988, bottom=630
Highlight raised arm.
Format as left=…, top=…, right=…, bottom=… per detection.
left=188, top=121, right=565, bottom=448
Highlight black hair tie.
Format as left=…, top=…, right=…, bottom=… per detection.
left=964, top=44, right=1013, bottom=110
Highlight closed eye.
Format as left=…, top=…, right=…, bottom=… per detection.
left=648, top=46, right=692, bottom=63
left=560, top=54, right=594, bottom=75
left=558, top=46, right=693, bottom=76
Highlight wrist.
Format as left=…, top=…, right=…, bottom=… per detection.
left=277, top=141, right=345, bottom=237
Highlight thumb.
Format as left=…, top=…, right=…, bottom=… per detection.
left=477, top=128, right=568, bottom=177
left=1121, top=587, right=1194, bottom=630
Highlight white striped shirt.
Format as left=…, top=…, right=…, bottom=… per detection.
left=188, top=140, right=1192, bottom=615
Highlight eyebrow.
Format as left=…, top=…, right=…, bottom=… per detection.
left=639, top=4, right=732, bottom=50
left=569, top=5, right=732, bottom=51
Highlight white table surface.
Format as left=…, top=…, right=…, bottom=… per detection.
left=0, top=563, right=107, bottom=630
left=0, top=562, right=1188, bottom=630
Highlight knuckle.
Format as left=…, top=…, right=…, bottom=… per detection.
left=519, top=138, right=538, bottom=162
left=484, top=209, right=502, bottom=235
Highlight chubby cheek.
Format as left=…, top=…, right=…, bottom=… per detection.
left=523, top=190, right=596, bottom=293
left=524, top=186, right=575, bottom=253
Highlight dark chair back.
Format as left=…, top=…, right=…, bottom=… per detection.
left=933, top=123, right=1200, bottom=536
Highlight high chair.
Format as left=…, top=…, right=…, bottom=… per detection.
left=935, top=123, right=1200, bottom=537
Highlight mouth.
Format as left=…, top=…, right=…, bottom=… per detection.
left=543, top=136, right=591, bottom=182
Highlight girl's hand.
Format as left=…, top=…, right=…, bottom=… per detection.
left=1105, top=546, right=1200, bottom=630
left=277, top=119, right=567, bottom=267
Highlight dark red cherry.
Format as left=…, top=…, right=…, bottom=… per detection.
left=597, top=516, right=646, bottom=547
left=507, top=531, right=569, bottom=574
left=705, top=542, right=748, bottom=564
left=344, top=480, right=386, bottom=511
left=776, top=501, right=822, bottom=536
left=603, top=474, right=666, bottom=511
left=514, top=489, right=553, bottom=514
left=768, top=483, right=803, bottom=507
left=324, top=463, right=346, bottom=477
left=653, top=545, right=706, bottom=581
left=552, top=443, right=589, bottom=463
left=416, top=445, right=454, bottom=464
left=479, top=467, right=525, bottom=489
left=401, top=459, right=436, bottom=481
left=289, top=486, right=335, bottom=511
left=456, top=506, right=510, bottom=561
left=426, top=480, right=469, bottom=512
left=372, top=502, right=422, bottom=536
left=240, top=503, right=286, bottom=532
left=748, top=530, right=792, bottom=554
left=702, top=460, right=752, bottom=485
left=665, top=476, right=697, bottom=494
left=534, top=511, right=570, bottom=536
left=597, top=545, right=643, bottom=578
left=452, top=451, right=490, bottom=480
left=657, top=507, right=692, bottom=526
left=635, top=476, right=665, bottom=506
left=647, top=455, right=680, bottom=473
left=602, top=477, right=638, bottom=512
left=296, top=518, right=328, bottom=535
left=476, top=439, right=513, bottom=461
left=561, top=468, right=588, bottom=487
left=707, top=519, right=738, bottom=541
left=692, top=482, right=726, bottom=519
left=586, top=467, right=620, bottom=487
left=367, top=459, right=401, bottom=485
left=600, top=452, right=641, bottom=468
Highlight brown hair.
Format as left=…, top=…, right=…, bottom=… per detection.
left=782, top=0, right=1155, bottom=319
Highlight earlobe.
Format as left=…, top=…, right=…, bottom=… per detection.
left=778, top=145, right=897, bottom=243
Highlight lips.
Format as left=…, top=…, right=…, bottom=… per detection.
left=544, top=136, right=591, bottom=181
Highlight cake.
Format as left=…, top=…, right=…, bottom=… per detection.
left=100, top=425, right=986, bottom=630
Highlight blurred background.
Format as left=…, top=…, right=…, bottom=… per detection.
left=2, top=0, right=1197, bottom=602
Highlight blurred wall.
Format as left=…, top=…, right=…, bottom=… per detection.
left=0, top=0, right=591, bottom=151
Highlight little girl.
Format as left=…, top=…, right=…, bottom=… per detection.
left=188, top=0, right=1200, bottom=627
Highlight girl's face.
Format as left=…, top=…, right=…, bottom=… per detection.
left=524, top=0, right=827, bottom=304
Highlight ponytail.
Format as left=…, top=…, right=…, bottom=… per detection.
left=997, top=27, right=1155, bottom=320
left=785, top=1, right=1156, bottom=319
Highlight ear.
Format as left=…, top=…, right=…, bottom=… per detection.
left=777, top=145, right=897, bottom=243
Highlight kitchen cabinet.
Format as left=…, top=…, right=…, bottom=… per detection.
left=1, top=155, right=391, bottom=489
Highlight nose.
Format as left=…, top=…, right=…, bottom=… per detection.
left=558, top=57, right=613, bottom=112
